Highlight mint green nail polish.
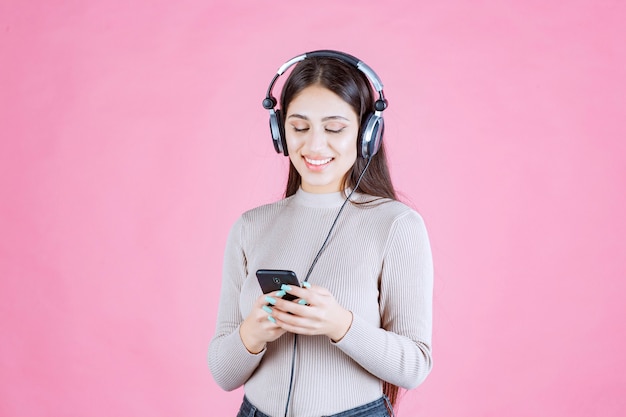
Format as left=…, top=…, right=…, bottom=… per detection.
left=265, top=296, right=276, bottom=305
left=302, top=282, right=311, bottom=288
left=280, top=284, right=292, bottom=291
left=276, top=290, right=286, bottom=297
left=297, top=299, right=308, bottom=305
left=262, top=305, right=273, bottom=314
left=268, top=315, right=276, bottom=323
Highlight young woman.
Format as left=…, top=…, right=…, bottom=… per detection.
left=209, top=51, right=433, bottom=417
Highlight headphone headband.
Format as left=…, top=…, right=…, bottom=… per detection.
left=263, top=50, right=387, bottom=111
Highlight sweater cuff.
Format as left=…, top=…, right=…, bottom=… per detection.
left=209, top=325, right=266, bottom=391
left=236, top=325, right=267, bottom=358
left=331, top=313, right=374, bottom=350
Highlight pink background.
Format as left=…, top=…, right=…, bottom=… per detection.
left=1, top=1, right=625, bottom=416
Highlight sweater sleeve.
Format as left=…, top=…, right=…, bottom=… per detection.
left=333, top=210, right=434, bottom=389
left=208, top=217, right=265, bottom=391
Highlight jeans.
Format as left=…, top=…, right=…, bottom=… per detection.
left=236, top=395, right=392, bottom=417
left=236, top=396, right=272, bottom=417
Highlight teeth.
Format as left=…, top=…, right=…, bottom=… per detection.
left=305, top=157, right=332, bottom=165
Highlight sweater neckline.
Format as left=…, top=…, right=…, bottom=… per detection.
left=293, top=188, right=350, bottom=208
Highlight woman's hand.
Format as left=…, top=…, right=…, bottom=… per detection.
left=269, top=283, right=353, bottom=342
left=239, top=291, right=288, bottom=354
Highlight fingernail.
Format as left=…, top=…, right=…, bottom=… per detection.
left=297, top=299, right=308, bottom=305
left=280, top=284, right=292, bottom=291
left=268, top=315, right=276, bottom=323
left=262, top=305, right=273, bottom=314
left=302, top=282, right=311, bottom=288
left=276, top=290, right=286, bottom=297
left=265, top=296, right=277, bottom=305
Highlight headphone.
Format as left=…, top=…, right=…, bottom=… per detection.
left=262, top=50, right=388, bottom=159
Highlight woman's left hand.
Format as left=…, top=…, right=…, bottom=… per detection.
left=268, top=283, right=353, bottom=342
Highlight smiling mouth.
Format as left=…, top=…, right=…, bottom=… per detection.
left=304, top=157, right=333, bottom=166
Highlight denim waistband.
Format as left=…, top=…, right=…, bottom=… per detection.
left=323, top=396, right=391, bottom=417
left=237, top=395, right=391, bottom=417
left=237, top=396, right=272, bottom=417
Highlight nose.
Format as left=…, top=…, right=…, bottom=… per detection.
left=306, top=127, right=327, bottom=153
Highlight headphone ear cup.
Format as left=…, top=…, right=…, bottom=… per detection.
left=269, top=109, right=288, bottom=156
left=360, top=113, right=384, bottom=159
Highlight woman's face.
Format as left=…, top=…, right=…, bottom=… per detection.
left=285, top=84, right=359, bottom=194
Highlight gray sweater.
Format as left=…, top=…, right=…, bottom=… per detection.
left=209, top=188, right=433, bottom=417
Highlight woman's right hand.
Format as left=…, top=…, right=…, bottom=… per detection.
left=239, top=292, right=287, bottom=354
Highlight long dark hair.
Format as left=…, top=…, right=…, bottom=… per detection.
left=280, top=57, right=397, bottom=202
left=279, top=56, right=401, bottom=408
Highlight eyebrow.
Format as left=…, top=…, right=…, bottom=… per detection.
left=287, top=114, right=351, bottom=122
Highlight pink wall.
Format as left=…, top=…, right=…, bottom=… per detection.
left=1, top=1, right=625, bottom=416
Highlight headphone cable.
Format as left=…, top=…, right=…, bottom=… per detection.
left=282, top=157, right=373, bottom=417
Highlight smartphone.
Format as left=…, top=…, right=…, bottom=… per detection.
left=256, top=269, right=301, bottom=301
